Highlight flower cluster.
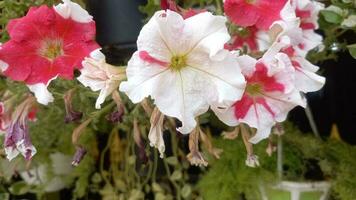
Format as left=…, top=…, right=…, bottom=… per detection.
left=0, top=0, right=325, bottom=166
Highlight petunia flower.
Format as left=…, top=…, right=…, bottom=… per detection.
left=0, top=0, right=99, bottom=105
left=78, top=49, right=126, bottom=109
left=264, top=0, right=323, bottom=55
left=213, top=43, right=306, bottom=143
left=281, top=45, right=325, bottom=93
left=120, top=10, right=246, bottom=134
left=224, top=0, right=288, bottom=30
left=4, top=96, right=37, bottom=161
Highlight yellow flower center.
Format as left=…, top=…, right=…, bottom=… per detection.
left=245, top=83, right=262, bottom=96
left=39, top=39, right=64, bottom=61
left=170, top=55, right=187, bottom=71
left=246, top=0, right=256, bottom=4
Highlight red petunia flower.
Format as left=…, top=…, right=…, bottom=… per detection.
left=0, top=0, right=99, bottom=105
left=225, top=26, right=259, bottom=51
left=224, top=0, right=288, bottom=30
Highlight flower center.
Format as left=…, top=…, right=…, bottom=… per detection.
left=170, top=55, right=187, bottom=71
left=245, top=83, right=262, bottom=96
left=39, top=39, right=64, bottom=61
left=245, top=0, right=256, bottom=4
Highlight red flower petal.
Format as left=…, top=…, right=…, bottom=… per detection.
left=224, top=0, right=287, bottom=30
left=0, top=5, right=99, bottom=86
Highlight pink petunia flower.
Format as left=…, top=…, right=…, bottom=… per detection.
left=224, top=0, right=288, bottom=30
left=225, top=26, right=259, bottom=51
left=0, top=0, right=99, bottom=105
left=213, top=43, right=305, bottom=143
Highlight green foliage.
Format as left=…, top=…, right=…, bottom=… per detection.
left=199, top=124, right=356, bottom=200
left=198, top=137, right=276, bottom=200
left=309, top=0, right=356, bottom=62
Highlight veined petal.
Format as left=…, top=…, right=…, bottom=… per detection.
left=137, top=11, right=172, bottom=62
left=54, top=0, right=93, bottom=23
left=119, top=52, right=169, bottom=103
left=154, top=67, right=211, bottom=134
left=187, top=49, right=246, bottom=107
left=183, top=12, right=230, bottom=57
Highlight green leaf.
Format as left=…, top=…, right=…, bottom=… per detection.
left=165, top=157, right=178, bottom=166
left=181, top=185, right=192, bottom=198
left=347, top=44, right=356, bottom=59
left=170, top=170, right=182, bottom=181
left=321, top=10, right=343, bottom=24
left=9, top=181, right=30, bottom=195
left=0, top=193, right=9, bottom=200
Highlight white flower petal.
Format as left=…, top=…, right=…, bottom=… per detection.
left=211, top=106, right=239, bottom=127
left=54, top=0, right=93, bottom=23
left=119, top=52, right=169, bottom=103
left=28, top=83, right=54, bottom=105
left=187, top=50, right=246, bottom=107
left=184, top=12, right=230, bottom=57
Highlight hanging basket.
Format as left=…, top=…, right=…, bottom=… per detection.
left=260, top=181, right=331, bottom=200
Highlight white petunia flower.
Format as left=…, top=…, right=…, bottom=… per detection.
left=120, top=10, right=246, bottom=134
left=78, top=49, right=126, bottom=109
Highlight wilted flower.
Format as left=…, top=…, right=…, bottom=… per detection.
left=0, top=0, right=99, bottom=105
left=64, top=89, right=83, bottom=123
left=187, top=126, right=208, bottom=167
left=106, top=91, right=125, bottom=123
left=222, top=126, right=240, bottom=140
left=120, top=10, right=246, bottom=134
left=200, top=129, right=223, bottom=159
left=4, top=96, right=37, bottom=161
left=224, top=0, right=288, bottom=30
left=214, top=42, right=305, bottom=143
left=78, top=49, right=126, bottom=109
left=266, top=138, right=277, bottom=156
left=148, top=107, right=165, bottom=158
left=245, top=154, right=260, bottom=168
left=133, top=118, right=148, bottom=163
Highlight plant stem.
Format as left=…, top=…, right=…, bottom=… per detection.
left=305, top=104, right=321, bottom=138
left=215, top=0, right=223, bottom=15
left=163, top=157, right=181, bottom=200
left=277, top=135, right=283, bottom=181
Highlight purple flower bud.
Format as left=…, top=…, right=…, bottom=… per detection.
left=71, top=146, right=87, bottom=167
left=64, top=111, right=83, bottom=124
left=106, top=106, right=124, bottom=123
